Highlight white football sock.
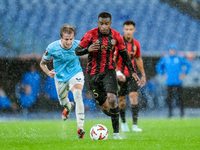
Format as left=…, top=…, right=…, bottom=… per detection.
left=60, top=97, right=71, bottom=111
left=73, top=89, right=85, bottom=129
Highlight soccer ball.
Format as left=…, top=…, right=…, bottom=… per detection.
left=90, top=124, right=108, bottom=140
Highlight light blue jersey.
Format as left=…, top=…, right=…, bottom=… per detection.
left=43, top=40, right=82, bottom=82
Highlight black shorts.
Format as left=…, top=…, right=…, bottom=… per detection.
left=86, top=69, right=118, bottom=106
left=118, top=76, right=139, bottom=97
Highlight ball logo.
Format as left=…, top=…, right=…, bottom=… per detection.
left=91, top=130, right=97, bottom=136
left=97, top=125, right=105, bottom=131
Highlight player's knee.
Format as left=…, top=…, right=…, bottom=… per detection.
left=119, top=101, right=126, bottom=109
left=131, top=102, right=138, bottom=105
left=107, top=93, right=117, bottom=107
left=129, top=92, right=138, bottom=105
left=129, top=92, right=138, bottom=99
left=118, top=96, right=126, bottom=109
left=130, top=98, right=138, bottom=105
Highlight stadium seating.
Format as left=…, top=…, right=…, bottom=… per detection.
left=0, top=0, right=200, bottom=57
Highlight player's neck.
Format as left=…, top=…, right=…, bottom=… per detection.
left=124, top=36, right=133, bottom=43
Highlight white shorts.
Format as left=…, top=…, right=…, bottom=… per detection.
left=55, top=72, right=84, bottom=99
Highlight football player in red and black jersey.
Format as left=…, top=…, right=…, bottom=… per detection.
left=75, top=12, right=140, bottom=139
left=114, top=20, right=146, bottom=132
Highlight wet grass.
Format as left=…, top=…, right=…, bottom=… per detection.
left=0, top=118, right=200, bottom=150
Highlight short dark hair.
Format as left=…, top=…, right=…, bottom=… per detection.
left=123, top=20, right=136, bottom=27
left=60, top=24, right=76, bottom=37
left=98, top=12, right=112, bottom=20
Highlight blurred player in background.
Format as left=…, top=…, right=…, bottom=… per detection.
left=40, top=25, right=85, bottom=138
left=0, top=87, right=16, bottom=112
left=75, top=12, right=140, bottom=139
left=156, top=44, right=191, bottom=118
left=114, top=20, right=146, bottom=132
left=17, top=63, right=41, bottom=112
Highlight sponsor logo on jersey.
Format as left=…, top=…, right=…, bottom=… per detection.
left=76, top=78, right=81, bottom=82
left=99, top=45, right=115, bottom=51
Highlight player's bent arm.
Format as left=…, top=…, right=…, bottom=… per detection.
left=119, top=50, right=136, bottom=74
left=135, top=56, right=146, bottom=87
left=40, top=58, right=50, bottom=76
left=113, top=55, right=118, bottom=71
left=75, top=45, right=89, bottom=56
left=113, top=55, right=117, bottom=62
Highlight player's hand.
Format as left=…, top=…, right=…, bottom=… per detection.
left=48, top=69, right=57, bottom=78
left=179, top=74, right=186, bottom=80
left=132, top=73, right=141, bottom=86
left=117, top=75, right=126, bottom=82
left=141, top=76, right=146, bottom=87
left=88, top=40, right=100, bottom=52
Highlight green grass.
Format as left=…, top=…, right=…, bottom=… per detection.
left=0, top=118, right=200, bottom=150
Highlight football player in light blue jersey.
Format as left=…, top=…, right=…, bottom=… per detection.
left=43, top=39, right=82, bottom=82
left=40, top=25, right=85, bottom=139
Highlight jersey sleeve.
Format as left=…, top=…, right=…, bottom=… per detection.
left=79, top=31, right=92, bottom=48
left=155, top=57, right=165, bottom=75
left=135, top=40, right=141, bottom=57
left=181, top=57, right=191, bottom=75
left=116, top=33, right=126, bottom=51
left=42, top=46, right=52, bottom=60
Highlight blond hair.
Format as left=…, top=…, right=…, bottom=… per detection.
left=60, top=24, right=76, bottom=37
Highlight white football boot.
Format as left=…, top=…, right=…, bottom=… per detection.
left=132, top=125, right=142, bottom=132
left=121, top=122, right=130, bottom=132
left=113, top=133, right=122, bottom=140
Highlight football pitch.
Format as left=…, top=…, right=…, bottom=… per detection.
left=0, top=118, right=200, bottom=150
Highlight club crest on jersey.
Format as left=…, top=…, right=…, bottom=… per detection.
left=111, top=39, right=116, bottom=45
left=130, top=45, right=137, bottom=55
left=44, top=50, right=48, bottom=56
left=133, top=45, right=137, bottom=51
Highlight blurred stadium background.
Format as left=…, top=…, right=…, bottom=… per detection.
left=1, top=0, right=200, bottom=56
left=0, top=0, right=200, bottom=118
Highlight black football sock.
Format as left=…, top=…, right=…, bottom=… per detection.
left=110, top=106, right=119, bottom=133
left=131, top=104, right=139, bottom=125
left=120, top=109, right=126, bottom=123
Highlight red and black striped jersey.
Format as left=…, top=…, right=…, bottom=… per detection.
left=79, top=27, right=126, bottom=75
left=115, top=37, right=141, bottom=76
